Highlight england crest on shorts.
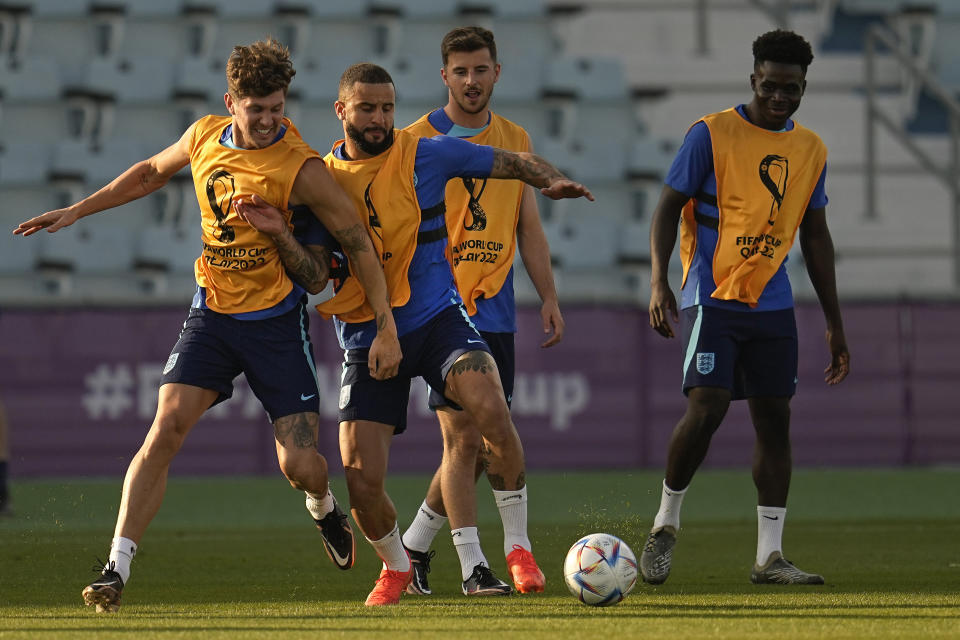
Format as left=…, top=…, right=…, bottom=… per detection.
left=696, top=352, right=715, bottom=375
left=163, top=352, right=179, bottom=375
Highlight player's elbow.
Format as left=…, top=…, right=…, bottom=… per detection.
left=304, top=276, right=329, bottom=295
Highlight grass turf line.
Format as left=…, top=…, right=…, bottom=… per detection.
left=0, top=469, right=958, bottom=639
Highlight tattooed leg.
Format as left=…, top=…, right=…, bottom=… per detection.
left=444, top=351, right=526, bottom=492
left=274, top=412, right=329, bottom=494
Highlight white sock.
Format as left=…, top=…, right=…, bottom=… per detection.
left=305, top=487, right=334, bottom=521
left=107, top=536, right=137, bottom=584
left=493, top=486, right=531, bottom=556
left=756, top=506, right=786, bottom=566
left=653, top=480, right=687, bottom=531
left=401, top=500, right=447, bottom=553
left=452, top=526, right=487, bottom=581
left=366, top=523, right=411, bottom=572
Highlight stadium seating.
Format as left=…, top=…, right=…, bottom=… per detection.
left=0, top=54, right=62, bottom=102
left=0, top=142, right=52, bottom=187
left=0, top=0, right=956, bottom=304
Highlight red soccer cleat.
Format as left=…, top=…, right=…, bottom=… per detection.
left=506, top=544, right=546, bottom=593
left=364, top=566, right=413, bottom=606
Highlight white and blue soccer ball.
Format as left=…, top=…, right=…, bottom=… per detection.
left=563, top=532, right=638, bottom=606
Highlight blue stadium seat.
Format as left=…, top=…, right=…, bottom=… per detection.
left=204, top=0, right=278, bottom=18
left=173, top=57, right=229, bottom=101
left=492, top=21, right=550, bottom=102
left=489, top=54, right=545, bottom=103
left=543, top=56, right=628, bottom=101
left=0, top=231, right=39, bottom=275
left=933, top=0, right=960, bottom=16
left=51, top=139, right=146, bottom=186
left=135, top=225, right=202, bottom=275
left=627, top=138, right=672, bottom=181
left=537, top=136, right=628, bottom=183
left=931, top=18, right=960, bottom=89
left=117, top=0, right=184, bottom=17
left=36, top=221, right=137, bottom=274
left=79, top=56, right=175, bottom=104
left=375, top=0, right=458, bottom=18
left=0, top=54, right=62, bottom=101
left=544, top=198, right=619, bottom=269
left=484, top=0, right=545, bottom=17
left=617, top=218, right=651, bottom=264
left=289, top=54, right=361, bottom=103
left=389, top=54, right=448, bottom=104
left=0, top=142, right=53, bottom=186
left=839, top=0, right=904, bottom=14
left=23, top=0, right=89, bottom=17
left=306, top=0, right=371, bottom=17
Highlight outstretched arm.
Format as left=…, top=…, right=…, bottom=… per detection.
left=14, top=126, right=193, bottom=236
left=648, top=185, right=690, bottom=339
left=489, top=149, right=594, bottom=201
left=291, top=158, right=401, bottom=380
left=516, top=185, right=564, bottom=347
left=234, top=194, right=331, bottom=295
left=799, top=206, right=849, bottom=385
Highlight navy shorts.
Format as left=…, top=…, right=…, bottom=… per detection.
left=428, top=330, right=514, bottom=410
left=159, top=300, right=321, bottom=422
left=680, top=305, right=798, bottom=399
left=337, top=304, right=492, bottom=434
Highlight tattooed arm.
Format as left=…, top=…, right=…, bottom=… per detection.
left=489, top=149, right=594, bottom=201
left=290, top=158, right=401, bottom=380
left=15, top=123, right=194, bottom=236
left=233, top=194, right=330, bottom=294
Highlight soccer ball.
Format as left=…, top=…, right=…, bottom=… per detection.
left=563, top=533, right=638, bottom=606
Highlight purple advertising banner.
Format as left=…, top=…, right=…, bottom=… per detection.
left=1, top=302, right=958, bottom=478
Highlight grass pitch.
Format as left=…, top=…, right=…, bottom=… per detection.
left=1, top=469, right=959, bottom=639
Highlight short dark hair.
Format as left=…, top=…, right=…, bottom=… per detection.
left=338, top=63, right=395, bottom=101
left=752, top=29, right=814, bottom=72
left=440, top=26, right=497, bottom=66
left=226, top=38, right=295, bottom=98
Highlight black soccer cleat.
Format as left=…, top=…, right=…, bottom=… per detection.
left=404, top=546, right=436, bottom=595
left=640, top=525, right=677, bottom=585
left=82, top=560, right=124, bottom=613
left=751, top=552, right=825, bottom=585
left=461, top=564, right=513, bottom=596
left=314, top=498, right=355, bottom=570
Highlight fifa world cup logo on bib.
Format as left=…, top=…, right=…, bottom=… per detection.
left=363, top=182, right=383, bottom=242
left=758, top=154, right=788, bottom=226
left=461, top=177, right=488, bottom=231
left=205, top=169, right=237, bottom=244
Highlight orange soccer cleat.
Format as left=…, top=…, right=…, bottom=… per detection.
left=505, top=544, right=546, bottom=593
left=364, top=566, right=413, bottom=606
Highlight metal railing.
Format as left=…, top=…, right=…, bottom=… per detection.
left=865, top=22, right=960, bottom=286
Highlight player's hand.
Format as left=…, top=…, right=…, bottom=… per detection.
left=13, top=208, right=79, bottom=236
left=824, top=328, right=849, bottom=385
left=540, top=179, right=594, bottom=201
left=368, top=319, right=401, bottom=380
left=540, top=299, right=565, bottom=348
left=649, top=280, right=679, bottom=338
left=234, top=194, right=288, bottom=238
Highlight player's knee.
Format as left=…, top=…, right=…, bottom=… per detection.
left=279, top=452, right=324, bottom=491
left=444, top=425, right=483, bottom=459
left=461, top=393, right=511, bottom=438
left=343, top=466, right=383, bottom=508
left=141, top=414, right=191, bottom=460
left=684, top=391, right=729, bottom=432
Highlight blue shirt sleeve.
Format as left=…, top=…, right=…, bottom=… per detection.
left=413, top=135, right=495, bottom=209
left=809, top=163, right=828, bottom=210
left=665, top=121, right=713, bottom=197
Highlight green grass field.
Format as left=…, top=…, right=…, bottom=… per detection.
left=2, top=469, right=959, bottom=639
